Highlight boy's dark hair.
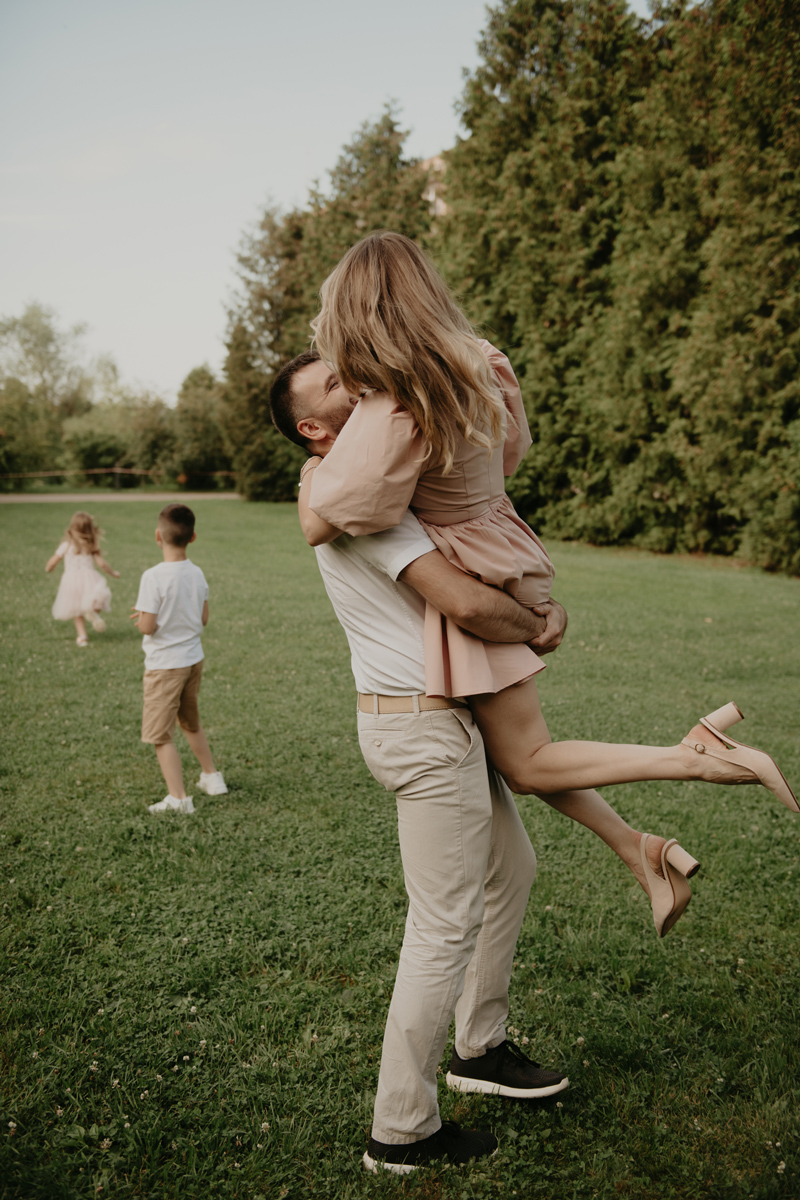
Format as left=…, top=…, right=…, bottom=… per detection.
left=158, top=503, right=196, bottom=547
left=269, top=349, right=320, bottom=452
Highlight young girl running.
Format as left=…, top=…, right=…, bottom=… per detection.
left=299, top=231, right=797, bottom=937
left=46, top=511, right=120, bottom=646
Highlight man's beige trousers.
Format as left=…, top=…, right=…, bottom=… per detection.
left=357, top=705, right=537, bottom=1145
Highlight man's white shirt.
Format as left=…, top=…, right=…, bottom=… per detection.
left=313, top=512, right=435, bottom=696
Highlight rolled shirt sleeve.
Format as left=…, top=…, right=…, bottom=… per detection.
left=308, top=394, right=427, bottom=536
left=349, top=511, right=437, bottom=580
left=479, top=340, right=532, bottom=476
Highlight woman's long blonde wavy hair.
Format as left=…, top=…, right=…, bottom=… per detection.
left=65, top=511, right=102, bottom=554
left=311, top=231, right=505, bottom=474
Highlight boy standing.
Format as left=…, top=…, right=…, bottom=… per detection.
left=131, top=503, right=227, bottom=813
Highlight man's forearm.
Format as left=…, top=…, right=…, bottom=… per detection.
left=399, top=550, right=545, bottom=644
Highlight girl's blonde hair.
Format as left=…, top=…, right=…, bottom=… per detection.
left=311, top=231, right=505, bottom=473
left=65, top=511, right=102, bottom=554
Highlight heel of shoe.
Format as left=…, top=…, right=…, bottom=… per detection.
left=664, top=841, right=700, bottom=879
left=640, top=834, right=690, bottom=938
left=702, top=702, right=744, bottom=734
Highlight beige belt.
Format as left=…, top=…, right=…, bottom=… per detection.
left=358, top=693, right=468, bottom=715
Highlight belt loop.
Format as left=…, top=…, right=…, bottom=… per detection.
left=373, top=694, right=379, bottom=717
left=412, top=693, right=420, bottom=715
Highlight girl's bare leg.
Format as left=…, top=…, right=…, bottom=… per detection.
left=73, top=616, right=87, bottom=641
left=469, top=677, right=756, bottom=795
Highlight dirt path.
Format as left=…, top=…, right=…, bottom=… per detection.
left=0, top=492, right=241, bottom=504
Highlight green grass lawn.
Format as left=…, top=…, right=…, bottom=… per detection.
left=2, top=499, right=799, bottom=1200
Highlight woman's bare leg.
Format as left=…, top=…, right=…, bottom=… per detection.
left=470, top=686, right=689, bottom=895
left=469, top=677, right=756, bottom=795
left=539, top=788, right=666, bottom=892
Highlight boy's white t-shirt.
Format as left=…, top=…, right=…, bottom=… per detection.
left=135, top=559, right=209, bottom=670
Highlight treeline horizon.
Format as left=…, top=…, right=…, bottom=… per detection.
left=2, top=0, right=798, bottom=572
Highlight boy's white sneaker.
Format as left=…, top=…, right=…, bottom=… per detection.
left=196, top=771, right=228, bottom=796
left=148, top=794, right=195, bottom=814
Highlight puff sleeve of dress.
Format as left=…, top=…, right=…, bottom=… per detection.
left=477, top=340, right=532, bottom=475
left=307, top=393, right=427, bottom=536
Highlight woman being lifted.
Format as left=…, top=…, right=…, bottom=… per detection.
left=298, top=231, right=796, bottom=938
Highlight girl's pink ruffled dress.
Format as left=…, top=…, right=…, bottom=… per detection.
left=51, top=542, right=112, bottom=620
left=308, top=341, right=553, bottom=697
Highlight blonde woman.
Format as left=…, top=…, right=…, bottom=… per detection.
left=299, top=231, right=797, bottom=936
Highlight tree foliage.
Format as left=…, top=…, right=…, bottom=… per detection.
left=174, top=366, right=232, bottom=489
left=0, top=303, right=95, bottom=415
left=0, top=304, right=93, bottom=488
left=236, top=106, right=431, bottom=370
left=0, top=304, right=231, bottom=491
left=223, top=106, right=433, bottom=498
left=438, top=0, right=800, bottom=571
left=218, top=323, right=303, bottom=501
left=0, top=378, right=58, bottom=482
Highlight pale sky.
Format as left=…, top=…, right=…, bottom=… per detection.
left=1, top=0, right=652, bottom=399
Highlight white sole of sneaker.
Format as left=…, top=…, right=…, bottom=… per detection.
left=196, top=778, right=228, bottom=795
left=445, top=1071, right=569, bottom=1099
left=148, top=800, right=196, bottom=815
left=362, top=1151, right=416, bottom=1175
left=362, top=1144, right=499, bottom=1174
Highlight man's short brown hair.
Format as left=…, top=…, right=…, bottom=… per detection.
left=158, top=503, right=196, bottom=547
left=269, top=349, right=320, bottom=451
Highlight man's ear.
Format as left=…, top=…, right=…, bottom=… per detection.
left=296, top=417, right=326, bottom=446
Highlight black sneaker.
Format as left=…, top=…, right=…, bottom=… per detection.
left=446, top=1039, right=569, bottom=1099
left=363, top=1120, right=498, bottom=1175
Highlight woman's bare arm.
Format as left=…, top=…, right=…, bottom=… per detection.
left=298, top=460, right=343, bottom=546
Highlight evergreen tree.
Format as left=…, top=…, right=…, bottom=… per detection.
left=672, top=0, right=800, bottom=571
left=218, top=322, right=303, bottom=501
left=236, top=106, right=431, bottom=370
left=226, top=107, right=432, bottom=500
left=439, top=0, right=800, bottom=571
left=437, top=0, right=649, bottom=518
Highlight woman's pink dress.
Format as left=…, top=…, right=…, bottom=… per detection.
left=51, top=542, right=112, bottom=620
left=308, top=341, right=554, bottom=698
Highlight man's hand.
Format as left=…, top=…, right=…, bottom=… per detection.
left=400, top=550, right=548, bottom=645
left=528, top=600, right=567, bottom=655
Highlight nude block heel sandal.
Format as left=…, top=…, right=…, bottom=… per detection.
left=682, top=701, right=799, bottom=813
left=640, top=834, right=698, bottom=938
left=665, top=841, right=701, bottom=880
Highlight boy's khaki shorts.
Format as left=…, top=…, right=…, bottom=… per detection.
left=141, top=661, right=204, bottom=745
